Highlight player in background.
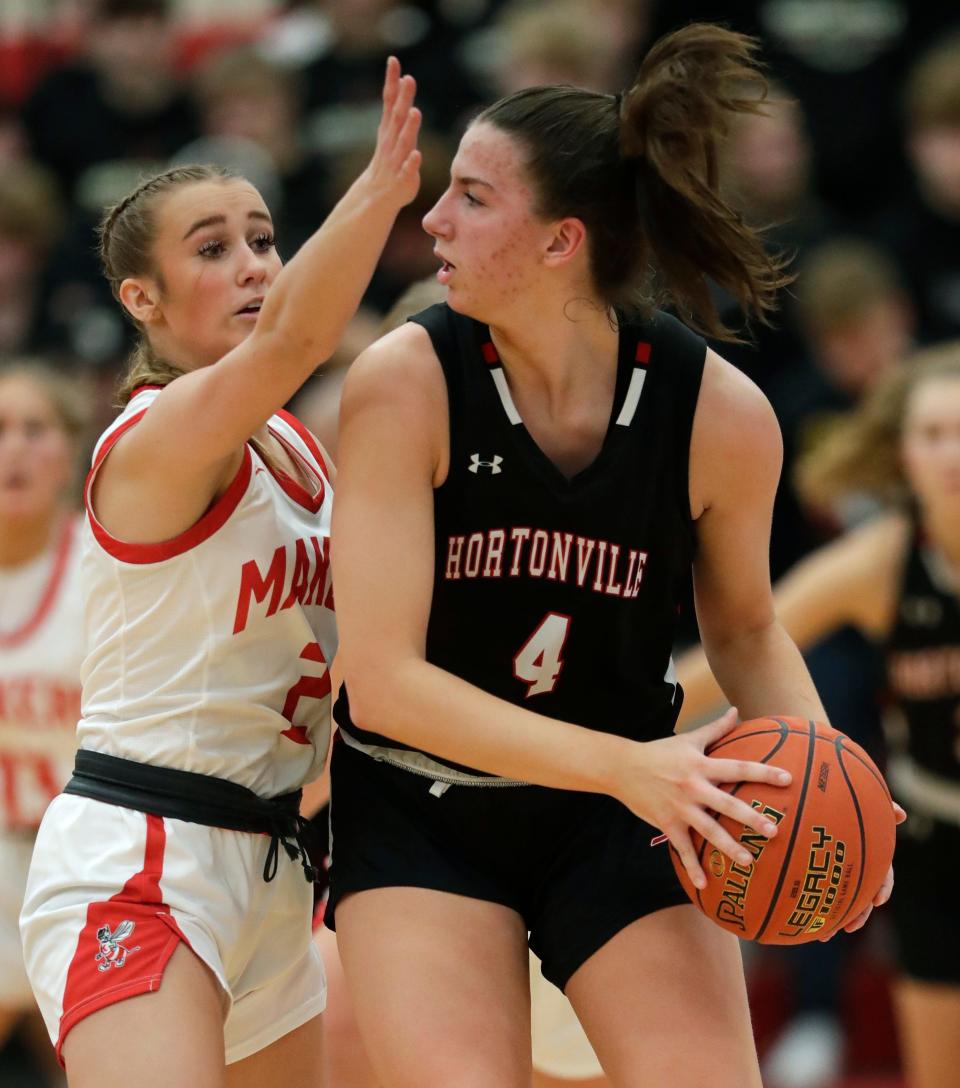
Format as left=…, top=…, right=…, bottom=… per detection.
left=676, top=343, right=959, bottom=1088
left=326, top=25, right=897, bottom=1088
left=19, top=58, right=420, bottom=1088
left=0, top=361, right=88, bottom=1079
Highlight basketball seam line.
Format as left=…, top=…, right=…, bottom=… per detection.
left=693, top=719, right=791, bottom=918
left=825, top=740, right=868, bottom=935
left=837, top=738, right=893, bottom=801
left=753, top=718, right=816, bottom=942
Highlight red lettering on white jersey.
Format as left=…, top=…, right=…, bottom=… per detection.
left=233, top=534, right=331, bottom=635
left=79, top=391, right=336, bottom=796
left=0, top=516, right=84, bottom=829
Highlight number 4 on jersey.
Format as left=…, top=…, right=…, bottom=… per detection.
left=513, top=612, right=571, bottom=697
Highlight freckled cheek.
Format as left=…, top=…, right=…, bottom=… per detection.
left=483, top=236, right=537, bottom=297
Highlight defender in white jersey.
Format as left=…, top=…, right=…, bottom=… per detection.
left=0, top=362, right=87, bottom=1051
left=78, top=389, right=336, bottom=795
left=20, top=58, right=421, bottom=1088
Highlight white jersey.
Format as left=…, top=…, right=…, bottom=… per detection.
left=0, top=516, right=84, bottom=830
left=78, top=387, right=336, bottom=797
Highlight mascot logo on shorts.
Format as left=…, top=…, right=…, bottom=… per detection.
left=95, top=921, right=141, bottom=971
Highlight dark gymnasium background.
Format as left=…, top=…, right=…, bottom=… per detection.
left=3, top=2, right=960, bottom=1086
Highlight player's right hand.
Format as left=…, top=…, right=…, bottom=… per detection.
left=613, top=707, right=792, bottom=890
left=361, top=56, right=422, bottom=210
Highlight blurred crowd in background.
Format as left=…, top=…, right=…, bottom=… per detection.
left=3, top=1, right=960, bottom=1085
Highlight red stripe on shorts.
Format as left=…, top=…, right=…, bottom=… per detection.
left=55, top=814, right=190, bottom=1066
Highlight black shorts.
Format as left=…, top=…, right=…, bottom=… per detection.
left=889, top=812, right=960, bottom=984
left=326, top=737, right=689, bottom=990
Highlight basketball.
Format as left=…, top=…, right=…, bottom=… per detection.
left=670, top=717, right=897, bottom=944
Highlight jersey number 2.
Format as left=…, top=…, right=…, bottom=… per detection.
left=513, top=612, right=571, bottom=697
left=280, top=641, right=331, bottom=744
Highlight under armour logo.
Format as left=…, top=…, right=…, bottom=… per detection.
left=469, top=454, right=503, bottom=474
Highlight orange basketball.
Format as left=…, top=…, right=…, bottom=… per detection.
left=670, top=717, right=897, bottom=944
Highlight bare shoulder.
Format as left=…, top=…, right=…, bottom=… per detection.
left=695, top=348, right=780, bottom=444
left=340, top=322, right=449, bottom=483
left=342, top=322, right=444, bottom=409
left=690, top=349, right=782, bottom=516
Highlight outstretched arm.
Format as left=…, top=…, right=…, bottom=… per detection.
left=96, top=58, right=421, bottom=534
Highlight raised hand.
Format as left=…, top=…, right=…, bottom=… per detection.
left=613, top=708, right=792, bottom=889
left=362, top=56, right=422, bottom=209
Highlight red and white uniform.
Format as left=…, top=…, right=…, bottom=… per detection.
left=0, top=515, right=83, bottom=1006
left=21, top=388, right=336, bottom=1062
left=78, top=387, right=336, bottom=792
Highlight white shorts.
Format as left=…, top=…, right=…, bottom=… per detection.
left=530, top=951, right=603, bottom=1080
left=20, top=794, right=326, bottom=1066
left=0, top=831, right=37, bottom=1007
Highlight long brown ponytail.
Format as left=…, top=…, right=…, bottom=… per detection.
left=477, top=23, right=790, bottom=340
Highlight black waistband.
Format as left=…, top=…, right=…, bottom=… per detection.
left=64, top=750, right=318, bottom=883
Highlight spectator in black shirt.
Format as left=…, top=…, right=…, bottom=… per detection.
left=21, top=0, right=198, bottom=201
left=0, top=161, right=63, bottom=357
left=188, top=46, right=332, bottom=260
left=878, top=31, right=960, bottom=344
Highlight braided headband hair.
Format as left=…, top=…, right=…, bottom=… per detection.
left=99, top=164, right=240, bottom=405
left=97, top=164, right=234, bottom=300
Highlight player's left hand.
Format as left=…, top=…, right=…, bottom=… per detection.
left=823, top=801, right=906, bottom=938
left=361, top=56, right=422, bottom=210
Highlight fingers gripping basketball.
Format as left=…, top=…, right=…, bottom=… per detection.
left=670, top=718, right=897, bottom=944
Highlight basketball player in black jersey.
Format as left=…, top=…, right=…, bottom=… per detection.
left=325, top=25, right=898, bottom=1087
left=679, top=345, right=957, bottom=1088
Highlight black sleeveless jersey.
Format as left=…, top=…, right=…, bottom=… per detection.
left=885, top=528, right=960, bottom=783
left=335, top=303, right=706, bottom=773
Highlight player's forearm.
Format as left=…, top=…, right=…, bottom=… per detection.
left=702, top=620, right=827, bottom=724
left=345, top=657, right=632, bottom=795
left=254, top=176, right=403, bottom=376
left=674, top=647, right=728, bottom=730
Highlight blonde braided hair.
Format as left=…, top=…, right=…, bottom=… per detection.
left=98, top=164, right=235, bottom=404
